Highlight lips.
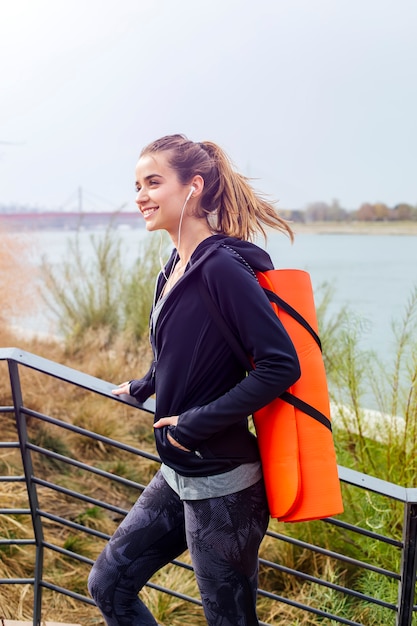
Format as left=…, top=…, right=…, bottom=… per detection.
left=142, top=207, right=158, bottom=219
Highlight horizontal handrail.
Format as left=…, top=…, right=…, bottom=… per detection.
left=0, top=346, right=154, bottom=411
left=2, top=347, right=415, bottom=503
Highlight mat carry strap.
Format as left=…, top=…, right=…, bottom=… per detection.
left=199, top=282, right=332, bottom=432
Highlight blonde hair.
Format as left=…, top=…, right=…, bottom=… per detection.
left=140, top=134, right=294, bottom=242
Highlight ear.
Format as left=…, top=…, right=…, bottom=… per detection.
left=190, top=175, right=204, bottom=197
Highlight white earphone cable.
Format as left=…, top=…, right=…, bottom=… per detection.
left=156, top=186, right=194, bottom=298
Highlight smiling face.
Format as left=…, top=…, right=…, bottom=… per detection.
left=135, top=152, right=191, bottom=236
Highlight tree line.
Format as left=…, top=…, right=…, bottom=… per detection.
left=283, top=199, right=417, bottom=222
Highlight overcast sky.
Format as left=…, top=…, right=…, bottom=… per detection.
left=1, top=0, right=416, bottom=212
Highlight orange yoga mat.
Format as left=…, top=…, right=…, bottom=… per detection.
left=254, top=269, right=344, bottom=522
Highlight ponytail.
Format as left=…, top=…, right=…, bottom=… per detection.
left=140, top=134, right=294, bottom=242
left=200, top=141, right=293, bottom=242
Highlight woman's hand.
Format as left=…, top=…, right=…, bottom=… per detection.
left=154, top=416, right=190, bottom=451
left=112, top=381, right=131, bottom=396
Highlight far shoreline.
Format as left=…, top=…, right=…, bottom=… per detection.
left=290, top=221, right=417, bottom=236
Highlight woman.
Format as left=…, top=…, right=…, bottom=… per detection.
left=88, top=134, right=301, bottom=625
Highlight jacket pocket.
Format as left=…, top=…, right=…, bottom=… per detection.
left=155, top=427, right=200, bottom=466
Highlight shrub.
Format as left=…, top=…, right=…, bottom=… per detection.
left=0, top=226, right=37, bottom=328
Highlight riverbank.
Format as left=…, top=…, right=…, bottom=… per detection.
left=290, top=220, right=417, bottom=235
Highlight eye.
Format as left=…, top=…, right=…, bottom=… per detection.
left=135, top=185, right=141, bottom=192
left=149, top=179, right=159, bottom=186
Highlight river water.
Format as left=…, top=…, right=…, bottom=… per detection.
left=268, top=231, right=417, bottom=361
left=11, top=228, right=417, bottom=365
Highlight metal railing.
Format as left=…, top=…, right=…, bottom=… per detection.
left=0, top=347, right=416, bottom=626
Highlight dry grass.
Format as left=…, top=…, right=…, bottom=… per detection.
left=1, top=323, right=401, bottom=625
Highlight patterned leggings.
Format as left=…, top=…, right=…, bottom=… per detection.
left=88, top=470, right=269, bottom=626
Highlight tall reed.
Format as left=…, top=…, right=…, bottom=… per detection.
left=40, top=226, right=164, bottom=350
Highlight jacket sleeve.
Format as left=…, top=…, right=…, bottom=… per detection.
left=129, top=363, right=155, bottom=403
left=174, top=252, right=301, bottom=451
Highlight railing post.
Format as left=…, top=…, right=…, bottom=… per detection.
left=396, top=498, right=417, bottom=626
left=8, top=360, right=44, bottom=626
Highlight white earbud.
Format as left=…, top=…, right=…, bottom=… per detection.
left=186, top=185, right=196, bottom=201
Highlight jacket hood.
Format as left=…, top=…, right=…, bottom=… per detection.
left=189, top=235, right=274, bottom=273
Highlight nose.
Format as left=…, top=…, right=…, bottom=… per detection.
left=135, top=187, right=149, bottom=207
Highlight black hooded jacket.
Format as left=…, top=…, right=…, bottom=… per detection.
left=130, top=234, right=301, bottom=477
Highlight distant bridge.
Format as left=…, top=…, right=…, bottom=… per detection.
left=0, top=211, right=144, bottom=231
